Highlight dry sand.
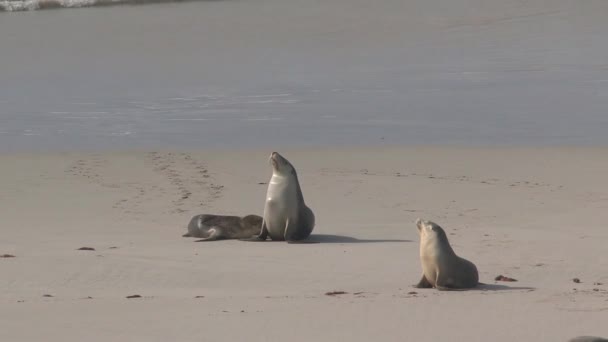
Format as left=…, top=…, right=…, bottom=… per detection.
left=1, top=146, right=607, bottom=341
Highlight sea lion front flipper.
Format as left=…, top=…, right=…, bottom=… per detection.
left=435, top=273, right=470, bottom=291
left=182, top=233, right=192, bottom=237
left=283, top=218, right=297, bottom=241
left=415, top=275, right=433, bottom=288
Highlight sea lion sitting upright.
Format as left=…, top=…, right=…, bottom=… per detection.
left=244, top=152, right=316, bottom=243
left=183, top=214, right=263, bottom=241
left=415, top=218, right=479, bottom=290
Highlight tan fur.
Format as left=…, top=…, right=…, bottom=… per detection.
left=245, top=152, right=316, bottom=243
left=415, top=218, right=479, bottom=290
left=183, top=214, right=262, bottom=241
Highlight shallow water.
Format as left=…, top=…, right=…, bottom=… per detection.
left=1, top=0, right=607, bottom=151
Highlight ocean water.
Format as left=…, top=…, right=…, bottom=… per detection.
left=1, top=0, right=607, bottom=151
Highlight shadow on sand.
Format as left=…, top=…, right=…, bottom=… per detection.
left=475, top=283, right=536, bottom=291
left=407, top=283, right=535, bottom=292
left=308, top=234, right=411, bottom=244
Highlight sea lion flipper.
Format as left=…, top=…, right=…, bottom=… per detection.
left=434, top=283, right=454, bottom=291
left=284, top=217, right=314, bottom=242
left=434, top=272, right=453, bottom=290
left=435, top=275, right=470, bottom=291
left=194, top=228, right=222, bottom=241
left=283, top=218, right=296, bottom=241
left=182, top=233, right=192, bottom=237
left=435, top=285, right=469, bottom=291
left=415, top=275, right=433, bottom=288
left=195, top=237, right=218, bottom=242
left=257, top=220, right=269, bottom=240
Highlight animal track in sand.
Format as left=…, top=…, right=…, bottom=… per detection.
left=65, top=155, right=107, bottom=184
left=404, top=172, right=560, bottom=191
left=65, top=152, right=223, bottom=215
left=145, top=152, right=223, bottom=214
left=66, top=156, right=152, bottom=215
left=323, top=291, right=376, bottom=299
left=319, top=167, right=562, bottom=191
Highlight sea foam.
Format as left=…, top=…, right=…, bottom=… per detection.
left=0, top=0, right=189, bottom=11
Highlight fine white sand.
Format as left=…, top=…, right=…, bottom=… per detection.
left=1, top=146, right=607, bottom=341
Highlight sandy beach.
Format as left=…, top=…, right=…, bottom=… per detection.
left=1, top=146, right=607, bottom=341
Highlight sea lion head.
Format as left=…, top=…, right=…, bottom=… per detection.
left=416, top=218, right=449, bottom=244
left=269, top=152, right=296, bottom=176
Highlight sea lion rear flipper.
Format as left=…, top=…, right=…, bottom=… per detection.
left=435, top=285, right=469, bottom=291
left=435, top=275, right=471, bottom=291
left=415, top=275, right=433, bottom=288
left=435, top=284, right=457, bottom=291
left=284, top=217, right=314, bottom=242
left=195, top=237, right=219, bottom=242
left=194, top=228, right=222, bottom=242
left=434, top=273, right=456, bottom=291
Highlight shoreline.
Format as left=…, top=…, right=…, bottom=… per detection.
left=4, top=143, right=608, bottom=155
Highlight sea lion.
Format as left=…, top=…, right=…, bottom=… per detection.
left=569, top=337, right=608, bottom=342
left=183, top=214, right=263, bottom=241
left=415, top=218, right=479, bottom=290
left=243, top=152, right=316, bottom=243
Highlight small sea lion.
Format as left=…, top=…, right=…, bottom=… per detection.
left=415, top=218, right=479, bottom=290
left=243, top=152, right=316, bottom=243
left=183, top=214, right=263, bottom=241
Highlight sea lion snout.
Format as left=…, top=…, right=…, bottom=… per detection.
left=270, top=151, right=283, bottom=161
left=269, top=152, right=279, bottom=167
left=415, top=218, right=423, bottom=231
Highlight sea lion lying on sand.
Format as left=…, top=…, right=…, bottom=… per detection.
left=184, top=214, right=263, bottom=241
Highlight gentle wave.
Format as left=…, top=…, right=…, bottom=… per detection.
left=0, top=0, right=199, bottom=12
